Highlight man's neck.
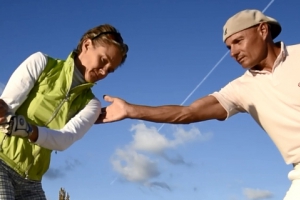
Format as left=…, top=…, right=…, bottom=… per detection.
left=252, top=42, right=282, bottom=72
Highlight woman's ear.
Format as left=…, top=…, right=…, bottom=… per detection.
left=82, top=39, right=93, bottom=52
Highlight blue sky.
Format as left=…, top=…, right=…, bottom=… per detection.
left=1, top=0, right=300, bottom=199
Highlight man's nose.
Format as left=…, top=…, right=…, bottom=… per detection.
left=230, top=46, right=239, bottom=58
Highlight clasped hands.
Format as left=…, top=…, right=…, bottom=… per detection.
left=95, top=95, right=129, bottom=124
left=0, top=99, right=33, bottom=137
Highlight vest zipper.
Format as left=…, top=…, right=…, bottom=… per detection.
left=45, top=92, right=70, bottom=126
left=24, top=92, right=71, bottom=179
left=25, top=90, right=69, bottom=179
left=25, top=82, right=92, bottom=178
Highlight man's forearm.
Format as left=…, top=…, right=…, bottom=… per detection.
left=98, top=95, right=226, bottom=124
left=127, top=104, right=195, bottom=124
left=125, top=96, right=227, bottom=123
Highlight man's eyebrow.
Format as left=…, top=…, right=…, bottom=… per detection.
left=226, top=35, right=244, bottom=49
left=232, top=36, right=244, bottom=43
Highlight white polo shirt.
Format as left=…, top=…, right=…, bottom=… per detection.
left=211, top=42, right=300, bottom=164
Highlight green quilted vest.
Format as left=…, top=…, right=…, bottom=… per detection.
left=0, top=52, right=95, bottom=181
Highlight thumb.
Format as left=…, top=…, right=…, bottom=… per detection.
left=103, top=95, right=114, bottom=103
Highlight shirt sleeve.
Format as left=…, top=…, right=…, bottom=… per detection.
left=209, top=80, right=246, bottom=119
left=1, top=52, right=100, bottom=151
left=0, top=52, right=47, bottom=112
left=35, top=97, right=101, bottom=151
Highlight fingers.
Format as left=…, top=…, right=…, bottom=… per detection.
left=103, top=95, right=114, bottom=102
left=0, top=99, right=8, bottom=117
left=101, top=107, right=106, bottom=115
left=0, top=114, right=10, bottom=124
left=0, top=99, right=8, bottom=110
left=96, top=117, right=113, bottom=124
left=0, top=117, right=6, bottom=124
left=94, top=116, right=112, bottom=124
left=94, top=115, right=103, bottom=124
left=94, top=107, right=107, bottom=124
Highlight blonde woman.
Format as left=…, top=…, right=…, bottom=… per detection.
left=0, top=24, right=128, bottom=200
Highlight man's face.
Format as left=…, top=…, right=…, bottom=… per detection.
left=225, top=24, right=268, bottom=69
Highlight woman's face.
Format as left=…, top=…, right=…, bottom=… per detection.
left=78, top=40, right=123, bottom=83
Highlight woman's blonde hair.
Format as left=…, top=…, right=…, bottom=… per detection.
left=75, top=24, right=128, bottom=65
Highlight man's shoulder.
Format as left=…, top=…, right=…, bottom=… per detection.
left=235, top=70, right=253, bottom=81
left=286, top=42, right=300, bottom=47
left=220, top=72, right=251, bottom=91
left=286, top=43, right=300, bottom=53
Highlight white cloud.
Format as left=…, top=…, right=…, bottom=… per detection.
left=130, top=123, right=170, bottom=153
left=130, top=123, right=211, bottom=153
left=111, top=148, right=160, bottom=183
left=243, top=188, right=273, bottom=200
left=110, top=122, right=212, bottom=190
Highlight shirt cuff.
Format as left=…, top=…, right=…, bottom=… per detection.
left=209, top=93, right=231, bottom=119
left=34, top=126, right=48, bottom=146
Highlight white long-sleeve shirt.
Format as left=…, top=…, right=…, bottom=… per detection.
left=0, top=52, right=101, bottom=151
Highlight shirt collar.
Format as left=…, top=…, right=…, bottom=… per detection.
left=249, top=41, right=287, bottom=74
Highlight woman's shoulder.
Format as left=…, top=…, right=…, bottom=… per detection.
left=24, top=51, right=48, bottom=66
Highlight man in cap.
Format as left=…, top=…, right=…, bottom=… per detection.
left=97, top=9, right=300, bottom=199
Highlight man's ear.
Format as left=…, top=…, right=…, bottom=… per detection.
left=258, top=22, right=270, bottom=40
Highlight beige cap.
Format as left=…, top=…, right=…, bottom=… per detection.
left=223, top=9, right=281, bottom=42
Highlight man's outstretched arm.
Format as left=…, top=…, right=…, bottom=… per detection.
left=96, top=95, right=227, bottom=124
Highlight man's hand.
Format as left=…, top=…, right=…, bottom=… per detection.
left=95, top=95, right=129, bottom=124
left=0, top=115, right=33, bottom=137
left=0, top=99, right=9, bottom=124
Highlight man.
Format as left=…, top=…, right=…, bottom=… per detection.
left=97, top=10, right=300, bottom=199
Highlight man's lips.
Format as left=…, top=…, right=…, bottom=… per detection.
left=237, top=56, right=245, bottom=63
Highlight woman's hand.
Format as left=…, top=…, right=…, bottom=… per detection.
left=0, top=99, right=9, bottom=124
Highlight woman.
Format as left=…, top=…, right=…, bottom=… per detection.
left=0, top=24, right=128, bottom=200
